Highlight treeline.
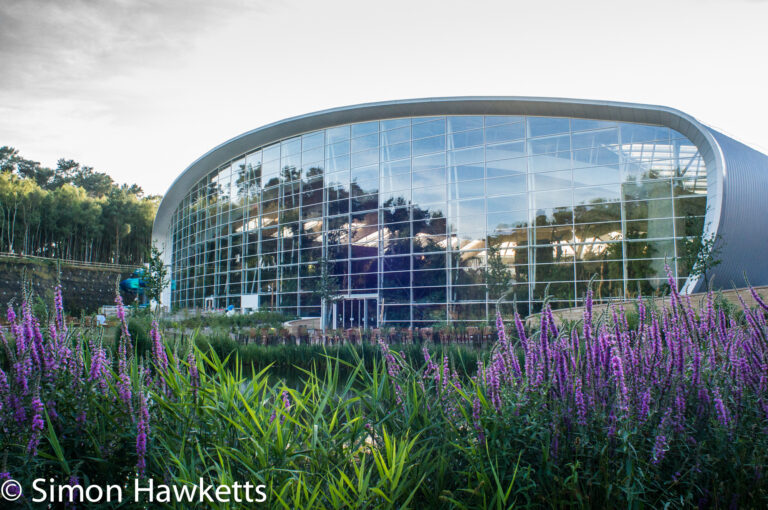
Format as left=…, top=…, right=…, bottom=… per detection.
left=0, top=146, right=159, bottom=265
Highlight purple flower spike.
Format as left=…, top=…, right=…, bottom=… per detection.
left=27, top=397, right=44, bottom=455
left=136, top=391, right=150, bottom=476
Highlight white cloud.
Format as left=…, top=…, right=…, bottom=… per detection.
left=2, top=0, right=768, bottom=194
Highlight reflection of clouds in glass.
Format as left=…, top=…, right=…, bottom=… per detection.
left=171, top=114, right=708, bottom=314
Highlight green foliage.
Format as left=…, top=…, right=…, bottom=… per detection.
left=308, top=257, right=341, bottom=331
left=168, top=309, right=294, bottom=331
left=144, top=242, right=169, bottom=306
left=680, top=217, right=723, bottom=291
left=0, top=146, right=158, bottom=264
left=4, top=291, right=768, bottom=508
left=483, top=244, right=513, bottom=304
left=193, top=339, right=483, bottom=376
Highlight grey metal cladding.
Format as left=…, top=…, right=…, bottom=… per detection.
left=703, top=128, right=768, bottom=290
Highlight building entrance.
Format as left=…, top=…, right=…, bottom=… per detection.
left=333, top=295, right=378, bottom=329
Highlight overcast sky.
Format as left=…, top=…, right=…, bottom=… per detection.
left=1, top=0, right=767, bottom=196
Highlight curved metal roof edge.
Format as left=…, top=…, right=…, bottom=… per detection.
left=153, top=95, right=728, bottom=293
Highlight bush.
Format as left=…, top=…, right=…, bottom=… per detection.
left=2, top=279, right=768, bottom=508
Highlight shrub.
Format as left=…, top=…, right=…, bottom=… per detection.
left=2, top=272, right=768, bottom=508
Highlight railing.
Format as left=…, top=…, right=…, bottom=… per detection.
left=0, top=252, right=139, bottom=272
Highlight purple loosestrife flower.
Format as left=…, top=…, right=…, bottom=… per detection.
left=117, top=371, right=133, bottom=414
left=496, top=310, right=507, bottom=344
left=45, top=323, right=60, bottom=377
left=0, top=368, right=8, bottom=414
left=583, top=289, right=593, bottom=340
left=574, top=375, right=587, bottom=426
left=115, top=294, right=133, bottom=352
left=750, top=286, right=768, bottom=313
left=539, top=308, right=551, bottom=384
left=423, top=347, right=438, bottom=378
left=66, top=475, right=80, bottom=508
left=513, top=311, right=528, bottom=352
left=0, top=472, right=19, bottom=500
left=378, top=338, right=401, bottom=378
left=136, top=390, right=149, bottom=476
left=54, top=284, right=67, bottom=338
left=188, top=350, right=200, bottom=398
left=116, top=334, right=133, bottom=413
left=282, top=390, right=291, bottom=412
left=652, top=433, right=668, bottom=464
left=150, top=321, right=168, bottom=373
left=487, top=363, right=502, bottom=413
left=472, top=397, right=484, bottom=442
left=637, top=388, right=651, bottom=425
left=611, top=354, right=629, bottom=415
left=88, top=341, right=110, bottom=394
left=13, top=357, right=30, bottom=395
left=27, top=397, right=44, bottom=455
left=11, top=395, right=26, bottom=424
left=712, top=387, right=730, bottom=428
left=30, top=318, right=43, bottom=368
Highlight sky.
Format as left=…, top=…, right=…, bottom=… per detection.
left=1, top=0, right=767, bottom=196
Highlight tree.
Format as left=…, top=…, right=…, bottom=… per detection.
left=310, top=257, right=341, bottom=333
left=0, top=146, right=156, bottom=264
left=484, top=244, right=513, bottom=304
left=680, top=223, right=722, bottom=292
left=144, top=243, right=169, bottom=310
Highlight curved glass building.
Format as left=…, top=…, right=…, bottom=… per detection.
left=153, top=97, right=768, bottom=326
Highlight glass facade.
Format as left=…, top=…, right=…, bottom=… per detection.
left=169, top=115, right=707, bottom=325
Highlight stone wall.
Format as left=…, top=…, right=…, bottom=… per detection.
left=0, top=256, right=135, bottom=313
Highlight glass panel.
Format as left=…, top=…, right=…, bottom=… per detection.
left=413, top=136, right=445, bottom=156
left=351, top=148, right=379, bottom=168
left=528, top=134, right=571, bottom=155
left=572, top=119, right=617, bottom=131
left=326, top=125, right=350, bottom=143
left=447, top=116, right=483, bottom=133
left=413, top=167, right=446, bottom=189
left=527, top=117, right=570, bottom=137
left=412, top=187, right=446, bottom=205
left=351, top=121, right=378, bottom=137
left=487, top=194, right=527, bottom=213
left=485, top=174, right=527, bottom=196
left=448, top=128, right=484, bottom=149
left=380, top=142, right=410, bottom=161
left=380, top=118, right=410, bottom=131
left=486, top=141, right=525, bottom=162
left=529, top=152, right=571, bottom=173
left=532, top=170, right=572, bottom=191
left=380, top=126, right=411, bottom=146
left=351, top=133, right=379, bottom=152
left=448, top=163, right=484, bottom=182
left=485, top=122, right=525, bottom=143
left=620, top=124, right=669, bottom=144
left=449, top=179, right=484, bottom=200
left=485, top=115, right=523, bottom=126
left=413, top=152, right=446, bottom=171
left=488, top=210, right=529, bottom=232
left=412, top=118, right=445, bottom=139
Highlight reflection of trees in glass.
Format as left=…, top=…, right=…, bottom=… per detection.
left=679, top=215, right=722, bottom=291
left=484, top=244, right=513, bottom=302
left=308, top=257, right=341, bottom=332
